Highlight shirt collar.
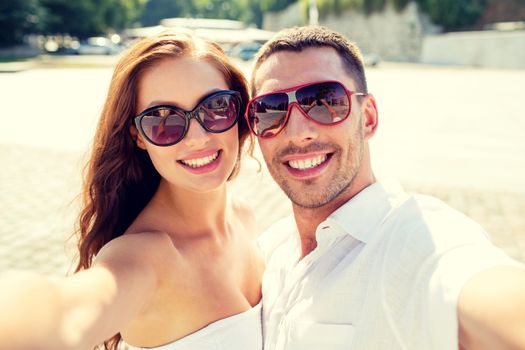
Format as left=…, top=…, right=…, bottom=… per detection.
left=316, top=179, right=407, bottom=244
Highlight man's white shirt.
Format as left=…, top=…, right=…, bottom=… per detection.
left=258, top=180, right=524, bottom=350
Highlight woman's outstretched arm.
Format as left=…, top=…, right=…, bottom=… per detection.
left=0, top=232, right=169, bottom=350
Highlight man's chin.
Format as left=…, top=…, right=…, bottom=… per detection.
left=283, top=188, right=335, bottom=209
left=279, top=174, right=356, bottom=210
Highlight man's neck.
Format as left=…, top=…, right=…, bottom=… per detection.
left=293, top=176, right=376, bottom=259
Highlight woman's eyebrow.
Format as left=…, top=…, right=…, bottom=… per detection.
left=144, top=100, right=178, bottom=109
left=144, top=88, right=225, bottom=110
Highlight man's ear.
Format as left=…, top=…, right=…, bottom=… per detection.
left=361, top=94, right=378, bottom=140
left=130, top=125, right=147, bottom=150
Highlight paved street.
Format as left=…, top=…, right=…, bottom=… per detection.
left=1, top=61, right=524, bottom=277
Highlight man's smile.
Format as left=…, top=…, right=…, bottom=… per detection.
left=280, top=152, right=334, bottom=178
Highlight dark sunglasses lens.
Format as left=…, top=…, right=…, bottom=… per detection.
left=296, top=82, right=350, bottom=124
left=248, top=93, right=289, bottom=137
left=199, top=93, right=239, bottom=132
left=140, top=108, right=186, bottom=145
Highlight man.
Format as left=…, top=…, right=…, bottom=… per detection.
left=246, top=26, right=525, bottom=349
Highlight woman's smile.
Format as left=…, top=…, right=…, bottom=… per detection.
left=177, top=149, right=223, bottom=174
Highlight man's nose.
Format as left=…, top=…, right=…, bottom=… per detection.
left=182, top=118, right=210, bottom=148
left=283, top=104, right=319, bottom=144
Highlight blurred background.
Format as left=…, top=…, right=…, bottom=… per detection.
left=1, top=0, right=524, bottom=277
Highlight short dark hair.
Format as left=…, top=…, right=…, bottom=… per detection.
left=251, top=26, right=368, bottom=96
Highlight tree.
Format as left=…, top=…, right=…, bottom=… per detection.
left=0, top=0, right=45, bottom=46
left=417, top=0, right=487, bottom=30
left=193, top=0, right=243, bottom=20
left=315, top=0, right=488, bottom=31
left=139, top=0, right=264, bottom=28
left=140, top=0, right=194, bottom=26
left=260, top=0, right=297, bottom=12
left=239, top=0, right=264, bottom=27
left=104, top=0, right=145, bottom=31
left=392, top=0, right=411, bottom=11
left=40, top=0, right=144, bottom=38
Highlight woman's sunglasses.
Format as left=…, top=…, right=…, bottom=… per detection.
left=245, top=80, right=367, bottom=138
left=134, top=90, right=241, bottom=147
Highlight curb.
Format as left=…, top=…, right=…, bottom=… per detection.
left=0, top=61, right=35, bottom=73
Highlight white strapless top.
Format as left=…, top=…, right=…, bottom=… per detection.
left=126, top=302, right=262, bottom=350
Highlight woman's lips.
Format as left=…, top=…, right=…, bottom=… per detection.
left=177, top=150, right=222, bottom=174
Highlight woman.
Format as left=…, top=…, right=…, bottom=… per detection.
left=1, top=30, right=264, bottom=350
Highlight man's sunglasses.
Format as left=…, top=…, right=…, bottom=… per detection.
left=245, top=81, right=366, bottom=138
left=134, top=90, right=241, bottom=146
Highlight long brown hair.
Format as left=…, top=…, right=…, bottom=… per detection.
left=75, top=30, right=251, bottom=350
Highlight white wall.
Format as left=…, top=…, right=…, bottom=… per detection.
left=263, top=2, right=431, bottom=62
left=262, top=2, right=303, bottom=31
left=320, top=2, right=426, bottom=61
left=421, top=30, right=525, bottom=69
left=263, top=2, right=525, bottom=69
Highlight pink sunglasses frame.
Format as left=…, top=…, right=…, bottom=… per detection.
left=244, top=80, right=367, bottom=138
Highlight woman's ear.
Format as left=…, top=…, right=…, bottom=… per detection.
left=130, top=125, right=147, bottom=150
left=361, top=94, right=379, bottom=140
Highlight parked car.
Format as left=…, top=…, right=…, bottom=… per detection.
left=229, top=42, right=263, bottom=61
left=75, top=37, right=121, bottom=55
left=362, top=52, right=381, bottom=67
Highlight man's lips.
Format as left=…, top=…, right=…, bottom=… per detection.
left=280, top=152, right=334, bottom=176
left=281, top=151, right=332, bottom=163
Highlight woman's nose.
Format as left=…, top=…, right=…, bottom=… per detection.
left=182, top=118, right=210, bottom=148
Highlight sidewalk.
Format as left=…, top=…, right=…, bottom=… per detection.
left=1, top=143, right=524, bottom=278
left=0, top=61, right=36, bottom=73
left=0, top=54, right=120, bottom=73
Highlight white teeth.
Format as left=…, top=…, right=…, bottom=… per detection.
left=180, top=151, right=219, bottom=168
left=288, top=155, right=327, bottom=170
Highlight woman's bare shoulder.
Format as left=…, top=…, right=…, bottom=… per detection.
left=95, top=231, right=177, bottom=270
left=103, top=230, right=173, bottom=249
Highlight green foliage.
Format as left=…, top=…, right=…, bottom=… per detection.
left=106, top=0, right=144, bottom=30
left=316, top=0, right=402, bottom=16
left=363, top=0, right=386, bottom=14
left=0, top=0, right=143, bottom=45
left=311, top=0, right=378, bottom=15
left=238, top=0, right=264, bottom=27
left=140, top=0, right=262, bottom=27
left=140, top=0, right=194, bottom=26
left=0, top=0, right=45, bottom=45
left=39, top=0, right=143, bottom=38
left=316, top=0, right=487, bottom=30
left=392, top=0, right=410, bottom=11
left=416, top=0, right=487, bottom=30
left=260, top=0, right=296, bottom=12
left=193, top=0, right=243, bottom=20
left=0, top=0, right=492, bottom=46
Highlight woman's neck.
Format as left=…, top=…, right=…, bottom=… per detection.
left=151, top=179, right=231, bottom=241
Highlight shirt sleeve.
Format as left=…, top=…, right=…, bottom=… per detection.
left=425, top=240, right=524, bottom=349
left=384, top=195, right=525, bottom=350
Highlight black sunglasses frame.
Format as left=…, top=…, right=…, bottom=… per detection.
left=134, top=90, right=241, bottom=147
